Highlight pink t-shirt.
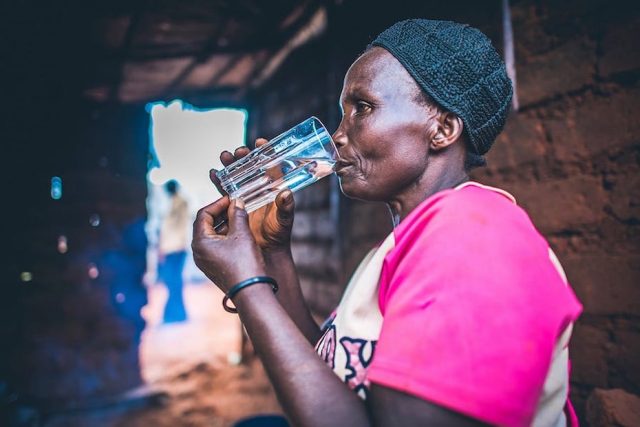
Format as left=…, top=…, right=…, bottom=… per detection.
left=315, top=183, right=583, bottom=427
left=371, top=183, right=582, bottom=426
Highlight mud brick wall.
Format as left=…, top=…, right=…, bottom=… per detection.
left=470, top=2, right=640, bottom=421
left=252, top=1, right=640, bottom=423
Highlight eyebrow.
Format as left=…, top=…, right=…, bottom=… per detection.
left=341, top=86, right=380, bottom=108
left=345, top=86, right=372, bottom=100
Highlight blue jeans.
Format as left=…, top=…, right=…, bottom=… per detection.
left=161, top=250, right=187, bottom=323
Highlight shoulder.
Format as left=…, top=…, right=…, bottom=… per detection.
left=377, top=182, right=554, bottom=309
left=393, top=182, right=537, bottom=249
left=416, top=182, right=518, bottom=218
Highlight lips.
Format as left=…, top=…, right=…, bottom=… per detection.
left=334, top=159, right=352, bottom=174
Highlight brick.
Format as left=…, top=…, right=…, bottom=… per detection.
left=517, top=37, right=596, bottom=106
left=291, top=241, right=337, bottom=275
left=544, top=88, right=640, bottom=161
left=587, top=388, right=640, bottom=427
left=503, top=114, right=547, bottom=166
left=297, top=275, right=317, bottom=303
left=488, top=113, right=547, bottom=170
left=293, top=178, right=331, bottom=209
left=599, top=17, right=640, bottom=78
left=483, top=141, right=511, bottom=171
left=562, top=255, right=640, bottom=316
left=569, top=323, right=609, bottom=387
left=343, top=239, right=383, bottom=284
left=313, top=279, right=345, bottom=317
left=298, top=276, right=341, bottom=317
left=609, top=171, right=640, bottom=222
left=510, top=175, right=607, bottom=233
left=609, top=330, right=640, bottom=390
left=577, top=89, right=640, bottom=156
left=292, top=209, right=335, bottom=241
left=543, top=112, right=589, bottom=163
left=347, top=201, right=392, bottom=242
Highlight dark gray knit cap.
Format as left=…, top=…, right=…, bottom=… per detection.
left=370, top=19, right=513, bottom=156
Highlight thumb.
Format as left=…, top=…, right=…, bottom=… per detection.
left=227, top=198, right=251, bottom=236
left=274, top=190, right=295, bottom=226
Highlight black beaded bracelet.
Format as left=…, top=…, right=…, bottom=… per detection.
left=222, top=276, right=278, bottom=313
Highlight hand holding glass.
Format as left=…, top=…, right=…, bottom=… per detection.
left=214, top=117, right=338, bottom=229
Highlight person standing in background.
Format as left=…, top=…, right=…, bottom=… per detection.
left=159, top=180, right=189, bottom=323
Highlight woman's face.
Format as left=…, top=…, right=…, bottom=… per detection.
left=333, top=47, right=436, bottom=202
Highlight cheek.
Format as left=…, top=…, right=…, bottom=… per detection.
left=359, top=126, right=427, bottom=179
left=342, top=153, right=426, bottom=201
left=341, top=115, right=429, bottom=198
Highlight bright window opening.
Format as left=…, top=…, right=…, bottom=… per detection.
left=145, top=100, right=247, bottom=283
left=141, top=100, right=245, bottom=382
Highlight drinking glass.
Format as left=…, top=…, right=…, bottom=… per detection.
left=216, top=116, right=338, bottom=215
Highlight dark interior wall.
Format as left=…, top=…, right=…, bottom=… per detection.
left=2, top=0, right=149, bottom=411
left=251, top=0, right=640, bottom=423
left=2, top=100, right=150, bottom=407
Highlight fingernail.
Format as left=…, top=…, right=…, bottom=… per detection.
left=235, top=198, right=245, bottom=210
left=283, top=191, right=293, bottom=202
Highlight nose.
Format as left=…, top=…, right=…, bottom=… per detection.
left=332, top=119, right=347, bottom=149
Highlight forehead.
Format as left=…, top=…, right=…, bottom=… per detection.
left=341, top=47, right=419, bottom=100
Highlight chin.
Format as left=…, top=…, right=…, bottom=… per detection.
left=337, top=177, right=378, bottom=202
left=337, top=177, right=358, bottom=199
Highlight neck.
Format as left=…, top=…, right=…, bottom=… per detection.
left=387, top=166, right=469, bottom=227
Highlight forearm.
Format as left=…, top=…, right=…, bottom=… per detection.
left=263, top=248, right=322, bottom=344
left=235, top=284, right=370, bottom=427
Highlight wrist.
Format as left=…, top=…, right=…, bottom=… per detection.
left=262, top=246, right=292, bottom=261
left=234, top=281, right=276, bottom=305
left=225, top=260, right=267, bottom=291
left=222, top=276, right=278, bottom=313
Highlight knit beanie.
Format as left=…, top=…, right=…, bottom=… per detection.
left=370, top=19, right=513, bottom=156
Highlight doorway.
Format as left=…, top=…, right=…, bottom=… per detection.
left=141, top=100, right=247, bottom=382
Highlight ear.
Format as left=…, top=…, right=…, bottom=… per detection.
left=429, top=112, right=464, bottom=152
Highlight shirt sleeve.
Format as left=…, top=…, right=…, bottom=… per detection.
left=367, top=187, right=582, bottom=427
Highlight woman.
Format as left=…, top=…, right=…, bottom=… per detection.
left=192, top=20, right=582, bottom=427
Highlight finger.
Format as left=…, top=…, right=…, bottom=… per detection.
left=227, top=198, right=251, bottom=237
left=234, top=146, right=250, bottom=159
left=193, top=196, right=230, bottom=237
left=220, top=150, right=235, bottom=167
left=209, top=168, right=227, bottom=196
left=274, top=190, right=295, bottom=226
left=255, top=138, right=268, bottom=148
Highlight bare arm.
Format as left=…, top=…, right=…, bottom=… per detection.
left=212, top=143, right=320, bottom=343
left=370, top=386, right=489, bottom=427
left=263, top=248, right=322, bottom=344
left=235, top=283, right=368, bottom=427
left=192, top=197, right=494, bottom=427
left=237, top=284, right=488, bottom=427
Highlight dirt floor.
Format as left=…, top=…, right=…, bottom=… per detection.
left=44, top=282, right=284, bottom=427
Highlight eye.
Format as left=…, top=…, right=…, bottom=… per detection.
left=355, top=101, right=372, bottom=114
